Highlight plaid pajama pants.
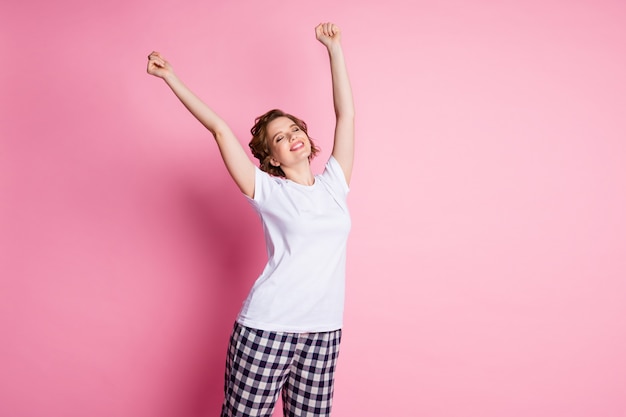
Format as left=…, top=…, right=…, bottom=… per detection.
left=221, top=322, right=342, bottom=417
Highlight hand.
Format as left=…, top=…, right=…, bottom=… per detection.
left=147, top=51, right=174, bottom=79
left=315, top=22, right=341, bottom=48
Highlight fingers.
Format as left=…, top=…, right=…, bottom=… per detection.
left=315, top=22, right=340, bottom=38
left=148, top=51, right=167, bottom=68
left=146, top=51, right=172, bottom=78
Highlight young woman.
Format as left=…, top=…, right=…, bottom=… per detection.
left=147, top=22, right=354, bottom=417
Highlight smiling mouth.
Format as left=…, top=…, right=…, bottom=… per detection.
left=290, top=141, right=304, bottom=151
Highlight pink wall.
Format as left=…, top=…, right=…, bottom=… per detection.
left=2, top=0, right=625, bottom=416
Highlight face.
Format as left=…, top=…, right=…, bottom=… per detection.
left=265, top=116, right=312, bottom=168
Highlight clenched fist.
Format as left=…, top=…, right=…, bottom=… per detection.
left=315, top=22, right=341, bottom=48
left=146, top=51, right=174, bottom=79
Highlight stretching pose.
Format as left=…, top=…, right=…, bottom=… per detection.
left=147, top=22, right=354, bottom=417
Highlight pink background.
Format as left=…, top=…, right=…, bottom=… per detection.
left=2, top=0, right=625, bottom=416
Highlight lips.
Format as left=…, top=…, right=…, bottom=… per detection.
left=290, top=141, right=304, bottom=151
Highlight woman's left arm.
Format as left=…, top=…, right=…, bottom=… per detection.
left=316, top=23, right=355, bottom=185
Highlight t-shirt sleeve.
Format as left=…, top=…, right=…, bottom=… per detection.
left=321, top=156, right=350, bottom=198
left=246, top=166, right=277, bottom=206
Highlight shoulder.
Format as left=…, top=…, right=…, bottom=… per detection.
left=247, top=166, right=287, bottom=204
left=319, top=156, right=350, bottom=196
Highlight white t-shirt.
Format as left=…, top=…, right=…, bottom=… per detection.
left=237, top=156, right=351, bottom=332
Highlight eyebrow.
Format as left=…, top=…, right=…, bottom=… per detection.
left=272, top=123, right=298, bottom=141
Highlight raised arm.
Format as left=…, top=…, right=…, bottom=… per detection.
left=315, top=23, right=355, bottom=185
left=147, top=52, right=256, bottom=198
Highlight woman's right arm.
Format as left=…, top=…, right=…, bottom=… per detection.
left=147, top=52, right=255, bottom=198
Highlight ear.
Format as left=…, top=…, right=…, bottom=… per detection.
left=270, top=157, right=280, bottom=167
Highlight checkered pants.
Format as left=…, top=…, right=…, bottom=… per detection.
left=220, top=322, right=342, bottom=417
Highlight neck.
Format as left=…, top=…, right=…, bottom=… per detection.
left=282, top=162, right=315, bottom=186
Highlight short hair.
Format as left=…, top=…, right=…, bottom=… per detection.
left=249, top=109, right=321, bottom=177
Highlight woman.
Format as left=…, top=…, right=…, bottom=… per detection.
left=147, top=22, right=354, bottom=417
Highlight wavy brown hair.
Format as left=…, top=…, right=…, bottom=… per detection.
left=249, top=109, right=321, bottom=177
